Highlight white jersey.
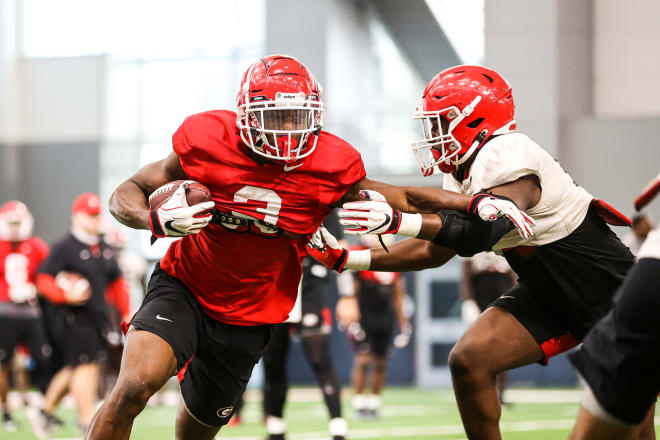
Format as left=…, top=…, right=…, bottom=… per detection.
left=638, top=228, right=660, bottom=260
left=443, top=133, right=593, bottom=250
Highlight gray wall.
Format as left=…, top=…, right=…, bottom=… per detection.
left=0, top=142, right=100, bottom=243
left=563, top=118, right=660, bottom=221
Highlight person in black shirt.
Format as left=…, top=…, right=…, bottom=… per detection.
left=35, top=193, right=128, bottom=435
left=261, top=257, right=347, bottom=440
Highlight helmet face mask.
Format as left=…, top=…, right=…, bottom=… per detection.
left=412, top=105, right=465, bottom=174
left=411, top=65, right=516, bottom=175
left=236, top=56, right=324, bottom=162
left=0, top=201, right=34, bottom=242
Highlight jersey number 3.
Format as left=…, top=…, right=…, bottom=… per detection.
left=226, top=185, right=282, bottom=236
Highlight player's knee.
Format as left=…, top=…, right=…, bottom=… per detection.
left=448, top=341, right=482, bottom=377
left=112, top=375, right=161, bottom=415
left=374, top=358, right=387, bottom=374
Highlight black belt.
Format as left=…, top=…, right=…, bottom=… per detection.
left=210, top=209, right=251, bottom=227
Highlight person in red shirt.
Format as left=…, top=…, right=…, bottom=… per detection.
left=338, top=235, right=411, bottom=420
left=86, top=54, right=532, bottom=440
left=0, top=201, right=51, bottom=432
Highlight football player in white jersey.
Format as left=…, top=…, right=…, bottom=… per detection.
left=309, top=66, right=653, bottom=440
left=568, top=174, right=660, bottom=440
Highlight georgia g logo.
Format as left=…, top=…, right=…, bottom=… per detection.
left=217, top=406, right=234, bottom=418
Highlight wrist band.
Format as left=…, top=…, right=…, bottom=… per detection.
left=398, top=213, right=423, bottom=237
left=343, top=249, right=371, bottom=271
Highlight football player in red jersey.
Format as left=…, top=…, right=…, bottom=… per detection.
left=86, top=55, right=533, bottom=440
left=0, top=201, right=52, bottom=432
left=309, top=65, right=650, bottom=440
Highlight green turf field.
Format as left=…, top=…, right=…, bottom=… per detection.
left=2, top=387, right=656, bottom=439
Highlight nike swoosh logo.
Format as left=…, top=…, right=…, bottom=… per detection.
left=284, top=163, right=303, bottom=172
left=164, top=220, right=184, bottom=234
left=156, top=314, right=173, bottom=322
left=367, top=213, right=391, bottom=233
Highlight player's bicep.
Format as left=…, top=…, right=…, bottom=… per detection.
left=488, top=174, right=541, bottom=211
left=129, top=151, right=188, bottom=196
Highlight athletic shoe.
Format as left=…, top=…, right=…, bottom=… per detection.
left=2, top=412, right=18, bottom=432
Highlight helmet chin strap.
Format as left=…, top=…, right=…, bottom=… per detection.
left=453, top=131, right=486, bottom=166
left=448, top=95, right=483, bottom=167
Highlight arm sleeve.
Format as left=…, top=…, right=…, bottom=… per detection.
left=105, top=277, right=131, bottom=319
left=330, top=149, right=367, bottom=206
left=432, top=210, right=515, bottom=257
left=35, top=273, right=68, bottom=304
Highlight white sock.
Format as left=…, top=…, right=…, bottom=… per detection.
left=352, top=394, right=366, bottom=410
left=266, top=416, right=287, bottom=435
left=365, top=394, right=381, bottom=411
left=328, top=417, right=348, bottom=436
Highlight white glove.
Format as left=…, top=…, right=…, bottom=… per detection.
left=469, top=193, right=536, bottom=239
left=461, top=299, right=481, bottom=324
left=393, top=323, right=412, bottom=349
left=307, top=225, right=349, bottom=271
left=339, top=190, right=422, bottom=237
left=150, top=184, right=215, bottom=238
left=8, top=283, right=37, bottom=303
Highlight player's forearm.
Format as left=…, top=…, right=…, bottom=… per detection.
left=349, top=178, right=470, bottom=214
left=403, top=186, right=471, bottom=214
left=393, top=280, right=407, bottom=325
left=109, top=180, right=151, bottom=230
left=365, top=238, right=456, bottom=272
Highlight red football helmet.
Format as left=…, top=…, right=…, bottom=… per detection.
left=236, top=54, right=324, bottom=161
left=412, top=65, right=516, bottom=175
left=0, top=200, right=34, bottom=242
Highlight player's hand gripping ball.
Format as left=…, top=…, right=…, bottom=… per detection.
left=55, top=271, right=91, bottom=305
left=148, top=180, right=215, bottom=239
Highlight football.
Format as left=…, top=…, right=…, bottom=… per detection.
left=148, top=180, right=213, bottom=213
left=55, top=271, right=91, bottom=305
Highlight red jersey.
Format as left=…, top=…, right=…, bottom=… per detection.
left=160, top=110, right=366, bottom=325
left=0, top=237, right=49, bottom=303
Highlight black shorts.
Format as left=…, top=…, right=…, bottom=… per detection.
left=130, top=265, right=273, bottom=427
left=492, top=284, right=586, bottom=364
left=51, top=309, right=107, bottom=367
left=296, top=280, right=331, bottom=337
left=355, top=312, right=395, bottom=357
left=569, top=258, right=660, bottom=425
left=497, top=208, right=634, bottom=364
left=0, top=315, right=52, bottom=365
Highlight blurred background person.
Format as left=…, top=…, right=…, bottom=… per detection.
left=461, top=252, right=516, bottom=404
left=101, top=226, right=144, bottom=398
left=0, top=201, right=52, bottom=432
left=262, top=256, right=348, bottom=440
left=623, top=213, right=654, bottom=256
left=34, top=193, right=128, bottom=435
left=340, top=235, right=411, bottom=421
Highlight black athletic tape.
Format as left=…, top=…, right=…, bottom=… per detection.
left=386, top=209, right=402, bottom=233
left=150, top=210, right=165, bottom=237
left=332, top=249, right=349, bottom=272
left=432, top=210, right=515, bottom=257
